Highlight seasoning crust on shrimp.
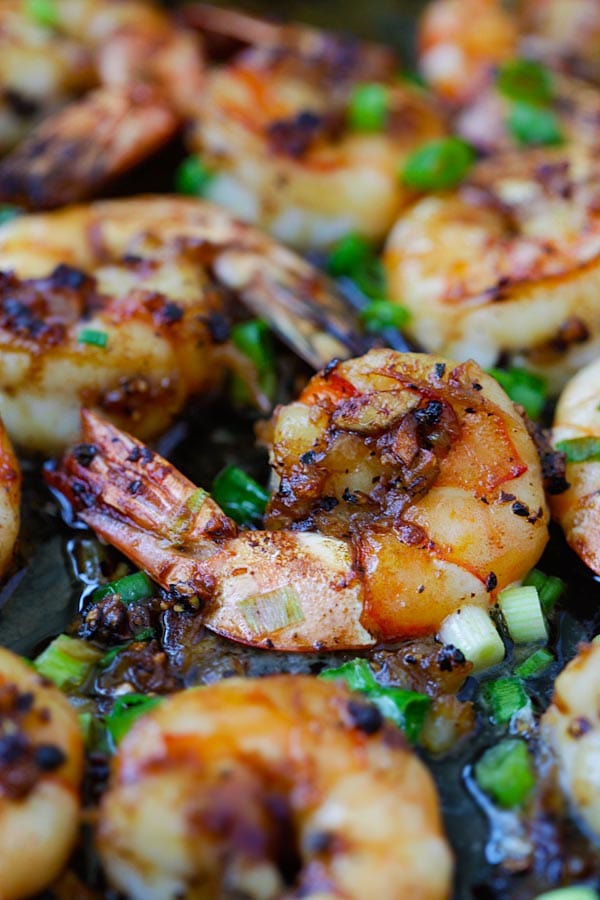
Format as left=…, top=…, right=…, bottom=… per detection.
left=98, top=675, right=453, bottom=900
left=47, top=349, right=548, bottom=649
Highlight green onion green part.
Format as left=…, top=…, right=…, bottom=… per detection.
left=474, top=738, right=536, bottom=808
left=230, top=318, right=277, bottom=405
left=92, top=571, right=154, bottom=605
left=25, top=0, right=59, bottom=28
left=99, top=629, right=155, bottom=669
left=507, top=101, right=563, bottom=146
left=555, top=436, right=600, bottom=463
left=360, top=299, right=410, bottom=334
left=106, top=694, right=163, bottom=747
left=402, top=137, right=474, bottom=192
left=34, top=635, right=102, bottom=689
left=326, top=233, right=387, bottom=300
left=498, top=584, right=548, bottom=644
left=175, top=155, right=215, bottom=197
left=212, top=464, right=268, bottom=526
left=496, top=58, right=554, bottom=105
left=514, top=647, right=554, bottom=679
left=534, top=888, right=600, bottom=900
left=0, top=205, right=21, bottom=226
left=347, top=83, right=390, bottom=132
left=487, top=366, right=547, bottom=420
left=78, top=329, right=108, bottom=349
left=483, top=676, right=530, bottom=724
left=438, top=605, right=505, bottom=671
left=78, top=712, right=93, bottom=743
left=319, top=658, right=378, bottom=692
left=522, top=568, right=565, bottom=613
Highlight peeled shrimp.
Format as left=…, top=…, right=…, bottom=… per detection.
left=184, top=9, right=445, bottom=249
left=0, top=416, right=20, bottom=579
left=0, top=195, right=364, bottom=454
left=385, top=145, right=600, bottom=394
left=0, top=645, right=84, bottom=900
left=98, top=674, right=453, bottom=900
left=46, top=349, right=548, bottom=650
left=550, top=355, right=600, bottom=574
left=541, top=641, right=600, bottom=838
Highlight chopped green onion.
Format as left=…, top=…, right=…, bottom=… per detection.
left=212, top=464, right=268, bottom=526
left=402, top=137, right=474, bottom=192
left=514, top=647, right=554, bottom=678
left=230, top=318, right=277, bottom=405
left=106, top=693, right=163, bottom=746
left=0, top=205, right=21, bottom=226
left=78, top=712, right=93, bottom=743
left=319, top=658, right=378, bottom=692
left=326, top=233, right=387, bottom=300
left=498, top=584, right=548, bottom=644
left=487, top=366, right=547, bottom=420
left=535, top=889, right=600, bottom=900
left=474, top=738, right=535, bottom=808
left=360, top=299, right=410, bottom=334
left=99, top=628, right=155, bottom=668
left=365, top=687, right=430, bottom=744
left=34, top=635, right=102, bottom=689
left=483, top=676, right=530, bottom=724
left=175, top=155, right=215, bottom=197
left=92, top=571, right=154, bottom=605
left=592, top=635, right=600, bottom=645
left=555, top=436, right=600, bottom=463
left=347, top=83, right=390, bottom=132
left=507, top=101, right=563, bottom=146
left=497, top=58, right=554, bottom=105
left=238, top=585, right=304, bottom=637
left=25, top=0, right=59, bottom=28
left=78, top=328, right=108, bottom=348
left=523, top=568, right=565, bottom=613
left=438, top=605, right=505, bottom=671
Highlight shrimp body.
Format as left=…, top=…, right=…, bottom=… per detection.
left=47, top=350, right=548, bottom=650
left=0, top=196, right=363, bottom=453
left=541, top=642, right=600, bottom=838
left=0, top=416, right=20, bottom=579
left=385, top=146, right=600, bottom=394
left=191, top=27, right=445, bottom=249
left=98, top=675, right=453, bottom=900
left=0, top=646, right=84, bottom=900
left=550, top=355, right=600, bottom=573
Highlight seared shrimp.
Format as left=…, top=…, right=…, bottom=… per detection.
left=385, top=145, right=600, bottom=394
left=0, top=415, right=19, bottom=579
left=98, top=675, right=453, bottom=900
left=46, top=349, right=548, bottom=649
left=0, top=645, right=84, bottom=900
left=185, top=12, right=445, bottom=249
left=0, top=195, right=364, bottom=454
left=550, top=355, right=600, bottom=574
left=541, top=642, right=600, bottom=838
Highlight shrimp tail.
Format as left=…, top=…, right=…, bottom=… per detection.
left=45, top=410, right=236, bottom=596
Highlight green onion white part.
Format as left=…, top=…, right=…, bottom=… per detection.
left=438, top=605, right=505, bottom=671
left=498, top=584, right=547, bottom=644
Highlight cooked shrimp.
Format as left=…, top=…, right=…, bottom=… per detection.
left=0, top=415, right=20, bottom=579
left=520, top=0, right=600, bottom=85
left=46, top=349, right=548, bottom=649
left=0, top=195, right=366, bottom=454
left=385, top=144, right=600, bottom=394
left=98, top=674, right=453, bottom=900
left=541, top=641, right=600, bottom=838
left=549, top=355, right=600, bottom=573
left=184, top=11, right=445, bottom=249
left=0, top=645, right=84, bottom=900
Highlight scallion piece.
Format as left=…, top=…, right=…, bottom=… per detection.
left=514, top=647, right=554, bottom=679
left=106, top=693, right=163, bottom=746
left=238, top=585, right=304, bottom=637
left=496, top=59, right=554, bottom=105
left=34, top=635, right=102, bottom=689
left=78, top=328, right=108, bottom=348
left=0, top=205, right=21, bottom=226
left=402, top=137, right=474, bottom=192
left=92, top=571, right=154, bottom=605
left=474, top=738, right=535, bottom=808
left=326, top=233, right=387, bottom=300
left=483, top=676, right=530, bottom=724
left=175, top=155, right=215, bottom=197
left=498, top=584, right=548, bottom=644
left=360, top=299, right=410, bottom=334
left=555, top=436, right=600, bottom=463
left=78, top=712, right=93, bottom=743
left=522, top=568, right=565, bottom=613
left=487, top=366, right=547, bottom=420
left=319, top=658, right=378, bottom=692
left=25, top=0, right=59, bottom=28
left=438, top=605, right=505, bottom=671
left=365, top=686, right=430, bottom=744
left=347, top=83, right=390, bottom=132
left=99, top=628, right=155, bottom=668
left=230, top=318, right=277, bottom=404
left=535, top=888, right=600, bottom=899
left=212, top=464, right=268, bottom=526
left=507, top=101, right=563, bottom=146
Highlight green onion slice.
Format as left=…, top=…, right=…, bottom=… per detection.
left=319, top=658, right=378, bottom=692
left=555, top=436, right=600, bottom=463
left=78, top=329, right=108, bottom=348
left=175, top=155, right=215, bottom=197
left=360, top=299, right=410, bottom=334
left=347, top=83, right=390, bottom=132
left=483, top=676, right=530, bottom=724
left=535, top=888, right=600, bottom=900
left=514, top=647, right=554, bottom=679
left=212, top=465, right=268, bottom=526
left=497, top=59, right=554, bottom=105
left=238, top=585, right=304, bottom=637
left=402, top=137, right=474, bottom=192
left=0, top=205, right=21, bottom=226
left=498, top=584, right=548, bottom=644
left=230, top=318, right=277, bottom=405
left=522, top=568, right=565, bottom=613
left=106, top=693, right=163, bottom=747
left=99, top=629, right=155, bottom=668
left=34, top=635, right=102, bottom=689
left=474, top=738, right=536, bottom=808
left=92, top=571, right=154, bottom=605
left=326, top=232, right=387, bottom=300
left=507, top=101, right=563, bottom=146
left=487, top=366, right=547, bottom=420
left=25, top=0, right=59, bottom=28
left=438, top=605, right=505, bottom=671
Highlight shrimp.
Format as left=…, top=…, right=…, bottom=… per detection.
left=0, top=645, right=84, bottom=899
left=183, top=10, right=446, bottom=249
left=0, top=195, right=365, bottom=454
left=384, top=144, right=600, bottom=395
left=541, top=641, right=600, bottom=839
left=549, top=355, right=600, bottom=574
left=97, top=674, right=453, bottom=900
left=520, top=0, right=600, bottom=85
left=46, top=349, right=549, bottom=650
left=0, top=415, right=20, bottom=580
